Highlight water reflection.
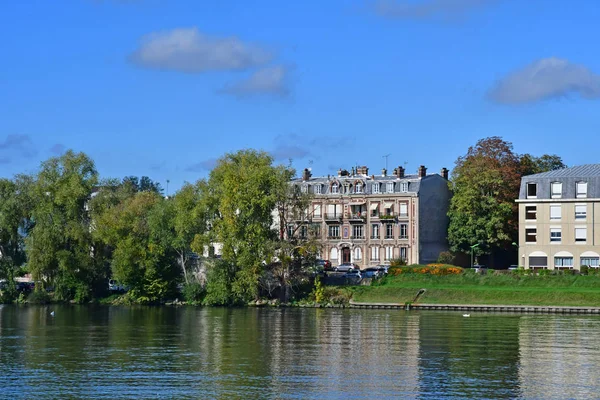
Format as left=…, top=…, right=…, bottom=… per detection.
left=1, top=305, right=600, bottom=399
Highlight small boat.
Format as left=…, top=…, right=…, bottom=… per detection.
left=463, top=314, right=470, bottom=317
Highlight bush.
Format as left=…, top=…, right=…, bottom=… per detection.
left=182, top=282, right=206, bottom=304
left=388, top=264, right=463, bottom=276
left=390, top=258, right=407, bottom=267
left=580, top=265, right=589, bottom=275
left=436, top=251, right=455, bottom=265
left=27, top=290, right=51, bottom=304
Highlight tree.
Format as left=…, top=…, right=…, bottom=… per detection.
left=93, top=191, right=178, bottom=303
left=26, top=151, right=100, bottom=302
left=447, top=137, right=521, bottom=258
left=122, top=176, right=163, bottom=194
left=201, top=150, right=280, bottom=304
left=519, top=154, right=567, bottom=176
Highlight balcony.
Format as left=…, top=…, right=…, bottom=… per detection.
left=351, top=235, right=365, bottom=240
left=325, top=213, right=343, bottom=221
left=348, top=212, right=367, bottom=222
left=379, top=212, right=397, bottom=221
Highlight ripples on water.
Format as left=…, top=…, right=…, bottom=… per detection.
left=1, top=305, right=599, bottom=399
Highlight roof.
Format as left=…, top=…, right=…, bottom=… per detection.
left=523, top=164, right=600, bottom=179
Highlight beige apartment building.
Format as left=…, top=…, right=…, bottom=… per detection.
left=517, top=164, right=600, bottom=270
left=289, top=165, right=450, bottom=268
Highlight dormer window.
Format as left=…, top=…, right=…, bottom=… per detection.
left=400, top=182, right=408, bottom=192
left=301, top=185, right=308, bottom=194
left=527, top=183, right=537, bottom=198
left=576, top=182, right=588, bottom=198
left=315, top=184, right=322, bottom=194
left=386, top=182, right=394, bottom=193
left=372, top=183, right=380, bottom=194
left=356, top=183, right=363, bottom=193
left=331, top=183, right=338, bottom=194
left=551, top=182, right=562, bottom=198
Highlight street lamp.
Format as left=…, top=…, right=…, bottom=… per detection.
left=470, top=243, right=480, bottom=269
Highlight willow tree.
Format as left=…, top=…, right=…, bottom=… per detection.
left=26, top=150, right=100, bottom=301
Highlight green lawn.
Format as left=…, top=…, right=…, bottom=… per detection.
left=349, top=273, right=600, bottom=306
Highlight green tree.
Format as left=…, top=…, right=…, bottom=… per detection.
left=202, top=150, right=280, bottom=304
left=447, top=137, right=521, bottom=258
left=26, top=151, right=100, bottom=302
left=519, top=154, right=567, bottom=176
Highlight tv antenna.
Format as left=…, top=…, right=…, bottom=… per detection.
left=383, top=154, right=391, bottom=171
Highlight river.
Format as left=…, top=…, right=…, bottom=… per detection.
left=1, top=305, right=599, bottom=399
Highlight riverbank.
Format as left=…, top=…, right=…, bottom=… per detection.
left=347, top=272, right=600, bottom=307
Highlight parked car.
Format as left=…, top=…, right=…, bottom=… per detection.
left=317, top=259, right=333, bottom=271
left=335, top=263, right=358, bottom=272
left=362, top=267, right=384, bottom=278
left=342, top=270, right=362, bottom=281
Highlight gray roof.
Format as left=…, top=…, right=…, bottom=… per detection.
left=523, top=164, right=600, bottom=179
left=519, top=164, right=600, bottom=200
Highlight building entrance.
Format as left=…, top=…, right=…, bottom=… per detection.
left=342, top=247, right=351, bottom=263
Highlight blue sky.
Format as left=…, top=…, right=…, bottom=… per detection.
left=2, top=0, right=600, bottom=192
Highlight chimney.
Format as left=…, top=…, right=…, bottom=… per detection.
left=302, top=168, right=312, bottom=181
left=357, top=166, right=369, bottom=175
left=441, top=167, right=449, bottom=180
left=338, top=169, right=343, bottom=177
left=395, top=166, right=405, bottom=178
left=381, top=168, right=387, bottom=177
left=418, top=165, right=427, bottom=178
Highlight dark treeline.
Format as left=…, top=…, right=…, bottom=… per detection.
left=0, top=149, right=319, bottom=305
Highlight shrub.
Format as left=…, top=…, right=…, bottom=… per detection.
left=182, top=282, right=206, bottom=304
left=390, top=258, right=407, bottom=267
left=580, top=265, right=589, bottom=275
left=27, top=290, right=51, bottom=304
left=388, top=264, right=463, bottom=276
left=436, top=251, right=455, bottom=265
left=312, top=276, right=325, bottom=304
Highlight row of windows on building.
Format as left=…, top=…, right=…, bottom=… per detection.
left=301, top=181, right=410, bottom=195
left=529, top=255, right=599, bottom=268
left=526, top=181, right=588, bottom=198
left=329, top=246, right=408, bottom=261
left=312, top=203, right=409, bottom=218
left=525, top=226, right=589, bottom=243
left=288, top=223, right=409, bottom=240
left=525, top=204, right=588, bottom=220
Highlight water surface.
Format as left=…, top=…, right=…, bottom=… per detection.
left=1, top=305, right=599, bottom=399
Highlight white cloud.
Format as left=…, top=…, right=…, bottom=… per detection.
left=372, top=0, right=496, bottom=20
left=130, top=27, right=272, bottom=73
left=488, top=57, right=600, bottom=104
left=220, top=65, right=291, bottom=97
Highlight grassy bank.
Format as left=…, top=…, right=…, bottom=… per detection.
left=349, top=272, right=600, bottom=307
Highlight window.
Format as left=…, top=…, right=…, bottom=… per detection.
left=555, top=257, right=573, bottom=268
left=550, top=205, right=561, bottom=220
left=315, top=185, right=322, bottom=194
left=576, top=182, right=588, bottom=198
left=372, top=183, right=380, bottom=194
left=384, top=246, right=393, bottom=261
left=354, top=247, right=362, bottom=260
left=575, top=227, right=587, bottom=243
left=371, top=247, right=380, bottom=260
left=529, top=256, right=547, bottom=267
left=551, top=182, right=562, bottom=198
left=287, top=225, right=295, bottom=238
left=371, top=224, right=379, bottom=239
left=371, top=205, right=379, bottom=217
left=526, top=228, right=537, bottom=243
left=301, top=185, right=308, bottom=194
left=328, top=225, right=340, bottom=238
left=331, top=183, right=338, bottom=194
left=525, top=206, right=537, bottom=220
left=327, top=204, right=340, bottom=219
left=575, top=204, right=587, bottom=219
left=386, top=182, right=394, bottom=193
left=311, top=224, right=321, bottom=238
left=400, top=182, right=408, bottom=192
left=400, top=247, right=407, bottom=261
left=313, top=204, right=321, bottom=217
left=330, top=247, right=338, bottom=260
left=399, top=223, right=408, bottom=239
left=355, top=183, right=363, bottom=193
left=527, top=183, right=537, bottom=198
left=385, top=224, right=394, bottom=239
left=550, top=228, right=561, bottom=242
left=352, top=225, right=364, bottom=238
left=581, top=257, right=600, bottom=268
left=399, top=203, right=408, bottom=217
left=300, top=225, right=307, bottom=238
